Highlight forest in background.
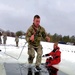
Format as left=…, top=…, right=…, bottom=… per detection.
left=0, top=29, right=75, bottom=45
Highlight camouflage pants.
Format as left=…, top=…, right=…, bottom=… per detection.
left=3, top=40, right=6, bottom=44
left=16, top=41, right=18, bottom=47
left=28, top=45, right=43, bottom=66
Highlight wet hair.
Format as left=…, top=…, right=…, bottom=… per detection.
left=34, top=15, right=40, bottom=20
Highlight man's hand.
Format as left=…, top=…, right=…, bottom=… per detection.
left=30, top=35, right=34, bottom=42
left=46, top=36, right=50, bottom=42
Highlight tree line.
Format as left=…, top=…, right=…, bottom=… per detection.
left=47, top=33, right=75, bottom=44
left=2, top=31, right=75, bottom=45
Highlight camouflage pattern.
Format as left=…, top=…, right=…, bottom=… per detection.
left=28, top=45, right=43, bottom=66
left=26, top=24, right=47, bottom=66
left=3, top=33, right=7, bottom=44
left=15, top=36, right=19, bottom=47
left=26, top=24, right=47, bottom=47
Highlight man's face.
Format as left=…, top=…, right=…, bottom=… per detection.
left=33, top=18, right=40, bottom=27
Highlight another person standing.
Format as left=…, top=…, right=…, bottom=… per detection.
left=15, top=36, right=19, bottom=47
left=3, top=32, right=7, bottom=45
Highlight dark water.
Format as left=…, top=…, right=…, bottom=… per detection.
left=4, top=63, right=68, bottom=75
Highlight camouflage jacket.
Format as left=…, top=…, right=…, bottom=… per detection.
left=15, top=36, right=19, bottom=42
left=3, top=35, right=7, bottom=40
left=26, top=24, right=47, bottom=47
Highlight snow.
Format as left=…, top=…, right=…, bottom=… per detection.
left=0, top=36, right=75, bottom=75
left=0, top=36, right=75, bottom=63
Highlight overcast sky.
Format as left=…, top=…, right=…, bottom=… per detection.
left=0, top=0, right=75, bottom=36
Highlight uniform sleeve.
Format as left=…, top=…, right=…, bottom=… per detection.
left=41, top=26, right=47, bottom=39
left=25, top=27, right=32, bottom=42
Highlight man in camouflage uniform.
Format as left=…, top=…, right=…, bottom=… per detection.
left=3, top=32, right=7, bottom=45
left=15, top=36, right=19, bottom=47
left=26, top=15, right=50, bottom=70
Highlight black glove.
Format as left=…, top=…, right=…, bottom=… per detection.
left=49, top=57, right=53, bottom=60
left=42, top=54, right=49, bottom=57
left=45, top=54, right=49, bottom=56
left=42, top=55, right=46, bottom=57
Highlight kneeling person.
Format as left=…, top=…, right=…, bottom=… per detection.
left=42, top=42, right=61, bottom=67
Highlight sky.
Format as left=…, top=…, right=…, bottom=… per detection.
left=0, top=0, right=75, bottom=36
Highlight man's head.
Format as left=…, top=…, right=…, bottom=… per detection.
left=33, top=15, right=40, bottom=27
left=53, top=42, right=58, bottom=49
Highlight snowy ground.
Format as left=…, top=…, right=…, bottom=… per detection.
left=0, top=36, right=75, bottom=75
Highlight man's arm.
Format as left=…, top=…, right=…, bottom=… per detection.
left=41, top=27, right=50, bottom=42
left=26, top=27, right=32, bottom=42
left=26, top=26, right=35, bottom=42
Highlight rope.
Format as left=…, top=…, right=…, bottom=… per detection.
left=4, top=42, right=27, bottom=60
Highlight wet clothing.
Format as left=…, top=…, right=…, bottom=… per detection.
left=45, top=47, right=61, bottom=66
left=26, top=24, right=47, bottom=66
left=28, top=45, right=43, bottom=66
left=26, top=24, right=47, bottom=47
